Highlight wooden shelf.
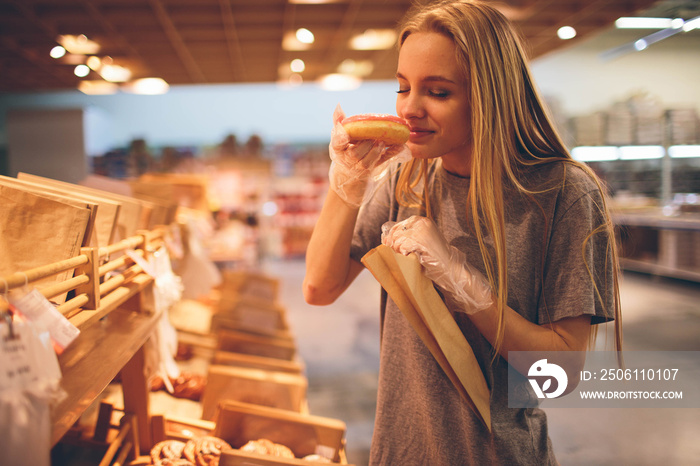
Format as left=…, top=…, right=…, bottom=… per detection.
left=52, top=288, right=160, bottom=447
left=1, top=227, right=169, bottom=461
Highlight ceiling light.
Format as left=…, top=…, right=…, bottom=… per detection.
left=122, top=77, right=169, bottom=95
left=349, top=29, right=397, bottom=50
left=601, top=15, right=698, bottom=61
left=318, top=73, right=361, bottom=91
left=683, top=16, right=700, bottom=32
left=634, top=39, right=648, bottom=51
left=58, top=34, right=100, bottom=55
left=671, top=18, right=686, bottom=29
left=669, top=145, right=700, bottom=158
left=290, top=59, right=305, bottom=73
left=74, top=64, right=90, bottom=77
left=571, top=146, right=619, bottom=162
left=615, top=17, right=675, bottom=29
left=99, top=64, right=132, bottom=82
left=338, top=59, right=374, bottom=77
left=557, top=26, right=577, bottom=40
left=50, top=46, right=66, bottom=59
left=295, top=28, right=315, bottom=44
left=86, top=56, right=102, bottom=70
left=78, top=81, right=118, bottom=95
left=619, top=145, right=664, bottom=160
left=283, top=31, right=312, bottom=51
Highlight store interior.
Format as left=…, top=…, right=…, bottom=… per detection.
left=1, top=0, right=700, bottom=465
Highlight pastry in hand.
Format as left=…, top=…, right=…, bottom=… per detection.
left=342, top=113, right=410, bottom=145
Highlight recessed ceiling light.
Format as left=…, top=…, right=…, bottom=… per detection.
left=74, top=64, right=90, bottom=77
left=296, top=28, right=315, bottom=44
left=290, top=59, right=305, bottom=73
left=50, top=46, right=66, bottom=59
left=283, top=31, right=312, bottom=51
left=557, top=26, right=576, bottom=40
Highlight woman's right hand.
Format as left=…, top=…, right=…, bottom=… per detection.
left=329, top=105, right=409, bottom=207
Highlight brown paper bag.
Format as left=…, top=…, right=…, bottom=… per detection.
left=2, top=175, right=120, bottom=247
left=362, top=245, right=491, bottom=430
left=0, top=185, right=92, bottom=298
left=0, top=176, right=99, bottom=247
left=19, top=172, right=144, bottom=242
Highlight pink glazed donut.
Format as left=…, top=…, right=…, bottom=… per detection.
left=342, top=113, right=410, bottom=145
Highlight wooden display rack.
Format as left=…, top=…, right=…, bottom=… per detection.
left=1, top=227, right=168, bottom=464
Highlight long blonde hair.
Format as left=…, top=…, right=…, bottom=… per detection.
left=396, top=0, right=622, bottom=360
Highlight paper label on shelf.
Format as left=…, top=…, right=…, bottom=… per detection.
left=8, top=288, right=80, bottom=352
left=125, top=249, right=156, bottom=277
left=0, top=320, right=62, bottom=392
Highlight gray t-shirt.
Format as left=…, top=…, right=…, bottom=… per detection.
left=350, top=160, right=615, bottom=465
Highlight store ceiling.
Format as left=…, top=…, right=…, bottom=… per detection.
left=0, top=0, right=690, bottom=93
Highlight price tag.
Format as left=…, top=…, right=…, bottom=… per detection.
left=8, top=288, right=80, bottom=353
left=0, top=320, right=62, bottom=392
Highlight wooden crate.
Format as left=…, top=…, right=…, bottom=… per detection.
left=217, top=329, right=297, bottom=361
left=212, top=350, right=305, bottom=375
left=214, top=401, right=351, bottom=465
left=201, top=365, right=308, bottom=420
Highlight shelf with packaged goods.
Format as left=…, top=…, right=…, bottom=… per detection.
left=0, top=227, right=169, bottom=461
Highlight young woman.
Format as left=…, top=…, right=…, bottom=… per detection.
left=304, top=1, right=622, bottom=464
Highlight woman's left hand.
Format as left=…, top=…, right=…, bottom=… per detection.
left=381, top=216, right=493, bottom=314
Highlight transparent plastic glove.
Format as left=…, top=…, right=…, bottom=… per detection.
left=382, top=216, right=493, bottom=314
left=329, top=104, right=411, bottom=207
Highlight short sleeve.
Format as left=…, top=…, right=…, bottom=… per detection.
left=349, top=175, right=396, bottom=264
left=540, top=182, right=616, bottom=325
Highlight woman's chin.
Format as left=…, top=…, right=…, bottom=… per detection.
left=407, top=147, right=439, bottom=160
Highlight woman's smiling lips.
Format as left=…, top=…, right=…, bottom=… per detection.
left=409, top=126, right=433, bottom=141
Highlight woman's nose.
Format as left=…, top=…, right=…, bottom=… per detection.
left=397, top=92, right=425, bottom=120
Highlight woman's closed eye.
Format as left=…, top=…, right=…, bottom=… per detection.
left=396, top=87, right=451, bottom=98
left=429, top=88, right=451, bottom=98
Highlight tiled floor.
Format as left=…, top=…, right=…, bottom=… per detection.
left=264, top=259, right=700, bottom=466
